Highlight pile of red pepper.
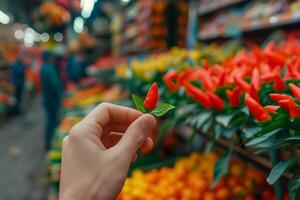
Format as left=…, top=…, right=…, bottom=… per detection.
left=163, top=36, right=300, bottom=122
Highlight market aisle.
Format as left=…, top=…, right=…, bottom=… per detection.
left=0, top=97, right=47, bottom=200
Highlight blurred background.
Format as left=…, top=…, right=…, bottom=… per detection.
left=0, top=0, right=300, bottom=199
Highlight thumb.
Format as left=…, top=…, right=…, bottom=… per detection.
left=115, top=114, right=156, bottom=156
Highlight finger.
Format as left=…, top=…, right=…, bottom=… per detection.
left=82, top=103, right=142, bottom=129
left=140, top=137, right=154, bottom=155
left=114, top=114, right=156, bottom=157
left=102, top=132, right=123, bottom=149
left=101, top=123, right=129, bottom=136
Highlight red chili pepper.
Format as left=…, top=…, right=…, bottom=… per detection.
left=278, top=99, right=291, bottom=111
left=234, top=76, right=250, bottom=92
left=251, top=67, right=260, bottom=90
left=249, top=83, right=260, bottom=102
left=226, top=87, right=242, bottom=107
left=184, top=83, right=212, bottom=108
left=269, top=93, right=292, bottom=103
left=163, top=71, right=178, bottom=92
left=289, top=83, right=300, bottom=99
left=144, top=82, right=159, bottom=110
left=264, top=105, right=280, bottom=113
left=207, top=91, right=225, bottom=111
left=245, top=94, right=271, bottom=122
left=278, top=99, right=300, bottom=119
left=273, top=74, right=285, bottom=91
left=261, top=73, right=275, bottom=83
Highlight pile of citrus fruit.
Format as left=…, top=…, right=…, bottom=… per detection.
left=118, top=152, right=275, bottom=200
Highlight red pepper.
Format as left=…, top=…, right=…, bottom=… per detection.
left=184, top=83, right=212, bottom=108
left=234, top=76, right=250, bottom=92
left=251, top=67, right=260, bottom=90
left=144, top=82, right=159, bottom=110
left=163, top=71, right=178, bottom=92
left=273, top=74, right=285, bottom=91
left=261, top=73, right=275, bottom=83
left=226, top=87, right=242, bottom=107
left=278, top=99, right=300, bottom=119
left=278, top=99, right=291, bottom=111
left=249, top=83, right=260, bottom=102
left=269, top=93, right=292, bottom=103
left=207, top=91, right=225, bottom=111
left=245, top=94, right=271, bottom=122
left=289, top=83, right=300, bottom=99
left=264, top=105, right=280, bottom=113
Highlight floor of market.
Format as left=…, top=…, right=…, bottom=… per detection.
left=0, top=97, right=47, bottom=200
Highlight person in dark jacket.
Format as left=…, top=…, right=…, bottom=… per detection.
left=11, top=53, right=27, bottom=114
left=40, top=51, right=63, bottom=150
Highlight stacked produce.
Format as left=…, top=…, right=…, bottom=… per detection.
left=118, top=152, right=274, bottom=200
left=39, top=1, right=70, bottom=26
left=115, top=35, right=300, bottom=198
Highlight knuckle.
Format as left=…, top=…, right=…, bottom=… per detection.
left=68, top=123, right=83, bottom=139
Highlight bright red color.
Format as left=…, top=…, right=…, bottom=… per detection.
left=144, top=82, right=159, bottom=110
left=251, top=67, right=260, bottom=90
left=289, top=83, right=300, bottom=99
left=184, top=83, right=212, bottom=108
left=207, top=91, right=225, bottom=111
left=249, top=84, right=260, bottom=102
left=269, top=93, right=292, bottom=103
left=273, top=74, right=285, bottom=91
left=245, top=94, right=271, bottom=122
left=226, top=87, right=242, bottom=107
left=163, top=71, right=178, bottom=92
left=234, top=76, right=250, bottom=92
left=264, top=105, right=280, bottom=113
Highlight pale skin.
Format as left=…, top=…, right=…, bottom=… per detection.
left=60, top=103, right=156, bottom=200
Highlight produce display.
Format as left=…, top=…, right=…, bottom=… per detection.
left=114, top=34, right=300, bottom=199
left=117, top=152, right=275, bottom=200
left=0, top=80, right=14, bottom=116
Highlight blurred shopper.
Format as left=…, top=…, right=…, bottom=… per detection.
left=11, top=52, right=27, bottom=114
left=40, top=51, right=63, bottom=150
left=67, top=41, right=82, bottom=83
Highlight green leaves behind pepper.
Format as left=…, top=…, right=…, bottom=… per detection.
left=131, top=95, right=175, bottom=117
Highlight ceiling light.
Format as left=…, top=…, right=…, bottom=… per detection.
left=14, top=30, right=24, bottom=40
left=0, top=10, right=10, bottom=24
left=74, top=17, right=84, bottom=33
left=54, top=32, right=63, bottom=42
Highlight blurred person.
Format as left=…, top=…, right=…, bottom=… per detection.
left=11, top=52, right=27, bottom=114
left=67, top=41, right=82, bottom=83
left=40, top=51, right=63, bottom=150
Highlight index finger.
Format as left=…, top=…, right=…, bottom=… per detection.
left=82, top=103, right=143, bottom=128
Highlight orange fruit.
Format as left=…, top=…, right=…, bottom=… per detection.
left=203, top=191, right=216, bottom=200
left=216, top=187, right=231, bottom=200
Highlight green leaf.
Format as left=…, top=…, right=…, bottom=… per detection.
left=243, top=126, right=262, bottom=139
left=246, top=128, right=282, bottom=147
left=151, top=102, right=175, bottom=117
left=132, top=95, right=146, bottom=113
left=195, top=111, right=213, bottom=129
left=289, top=174, right=300, bottom=200
left=216, top=114, right=234, bottom=127
left=267, top=156, right=298, bottom=185
left=211, top=142, right=234, bottom=188
left=286, top=136, right=300, bottom=141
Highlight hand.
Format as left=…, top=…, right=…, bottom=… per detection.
left=59, top=103, right=156, bottom=200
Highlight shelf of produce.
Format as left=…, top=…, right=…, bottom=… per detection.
left=198, top=0, right=247, bottom=17
left=198, top=12, right=300, bottom=42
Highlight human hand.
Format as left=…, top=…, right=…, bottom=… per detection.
left=59, top=103, right=156, bottom=200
